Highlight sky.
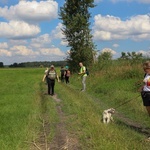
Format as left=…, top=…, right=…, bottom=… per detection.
left=0, top=0, right=150, bottom=65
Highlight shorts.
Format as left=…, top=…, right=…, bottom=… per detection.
left=141, top=91, right=150, bottom=106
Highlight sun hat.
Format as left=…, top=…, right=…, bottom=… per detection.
left=50, top=65, right=54, bottom=68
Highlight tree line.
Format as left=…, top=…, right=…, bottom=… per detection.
left=7, top=61, right=67, bottom=68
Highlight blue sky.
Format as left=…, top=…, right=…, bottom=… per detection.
left=0, top=0, right=150, bottom=65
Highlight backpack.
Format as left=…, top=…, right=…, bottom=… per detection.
left=66, top=70, right=70, bottom=77
left=86, top=68, right=89, bottom=76
left=47, top=70, right=56, bottom=80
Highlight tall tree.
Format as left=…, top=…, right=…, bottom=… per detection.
left=60, top=0, right=96, bottom=71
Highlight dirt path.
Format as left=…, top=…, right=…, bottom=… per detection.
left=30, top=94, right=80, bottom=150
left=49, top=94, right=80, bottom=150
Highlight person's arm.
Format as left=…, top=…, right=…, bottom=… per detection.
left=42, top=74, right=46, bottom=82
left=55, top=71, right=60, bottom=82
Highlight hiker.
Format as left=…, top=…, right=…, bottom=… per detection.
left=60, top=66, right=65, bottom=82
left=46, top=65, right=59, bottom=96
left=140, top=61, right=150, bottom=116
left=64, top=66, right=70, bottom=84
left=42, top=67, right=49, bottom=83
left=78, top=62, right=87, bottom=92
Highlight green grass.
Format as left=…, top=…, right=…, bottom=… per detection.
left=55, top=62, right=150, bottom=149
left=56, top=83, right=150, bottom=150
left=0, top=68, right=58, bottom=149
left=0, top=69, right=40, bottom=149
left=1, top=63, right=150, bottom=149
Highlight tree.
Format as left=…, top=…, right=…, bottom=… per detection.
left=60, top=0, right=96, bottom=71
left=0, top=62, right=4, bottom=68
left=98, top=51, right=112, bottom=62
left=119, top=52, right=143, bottom=60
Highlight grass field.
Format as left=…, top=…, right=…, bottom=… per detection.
left=0, top=64, right=150, bottom=149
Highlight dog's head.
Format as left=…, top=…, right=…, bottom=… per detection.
left=107, top=108, right=115, bottom=114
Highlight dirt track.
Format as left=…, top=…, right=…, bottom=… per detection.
left=30, top=94, right=80, bottom=150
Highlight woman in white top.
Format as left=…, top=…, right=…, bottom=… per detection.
left=141, top=61, right=150, bottom=116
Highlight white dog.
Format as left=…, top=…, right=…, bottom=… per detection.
left=102, top=108, right=115, bottom=124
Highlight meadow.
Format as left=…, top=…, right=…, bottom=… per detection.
left=0, top=61, right=150, bottom=149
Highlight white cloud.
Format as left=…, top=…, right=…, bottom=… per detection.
left=0, top=49, right=12, bottom=56
left=40, top=47, right=65, bottom=56
left=0, top=0, right=58, bottom=23
left=0, top=1, right=58, bottom=39
left=51, top=23, right=68, bottom=46
left=31, top=34, right=52, bottom=48
left=113, top=44, right=119, bottom=48
left=93, top=14, right=150, bottom=41
left=60, top=40, right=68, bottom=46
left=139, top=50, right=150, bottom=57
left=101, top=48, right=117, bottom=55
left=51, top=23, right=64, bottom=39
left=9, top=39, right=27, bottom=45
left=10, top=45, right=39, bottom=56
left=0, top=42, right=8, bottom=48
left=0, top=21, right=40, bottom=39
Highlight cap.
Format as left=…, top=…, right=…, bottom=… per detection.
left=50, top=65, right=54, bottom=68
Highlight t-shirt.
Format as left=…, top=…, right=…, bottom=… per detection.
left=60, top=68, right=65, bottom=75
left=143, top=74, right=150, bottom=91
left=80, top=66, right=87, bottom=77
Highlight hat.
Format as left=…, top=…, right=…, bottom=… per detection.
left=50, top=65, right=54, bottom=68
left=65, top=65, right=69, bottom=69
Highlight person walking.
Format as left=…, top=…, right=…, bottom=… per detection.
left=78, top=62, right=87, bottom=92
left=140, top=61, right=150, bottom=116
left=64, top=66, right=70, bottom=84
left=46, top=65, right=59, bottom=96
left=60, top=66, right=65, bottom=82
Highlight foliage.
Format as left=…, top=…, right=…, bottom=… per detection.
left=60, top=0, right=96, bottom=71
left=98, top=51, right=113, bottom=62
left=0, top=62, right=4, bottom=67
left=8, top=61, right=67, bottom=68
left=119, top=51, right=143, bottom=61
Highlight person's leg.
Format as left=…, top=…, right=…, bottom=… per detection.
left=51, top=81, right=55, bottom=95
left=146, top=106, right=150, bottom=116
left=143, top=92, right=150, bottom=116
left=82, top=76, right=86, bottom=91
left=47, top=81, right=50, bottom=95
left=61, top=74, right=64, bottom=82
left=66, top=77, right=69, bottom=84
left=65, top=76, right=67, bottom=84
